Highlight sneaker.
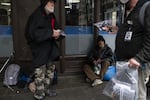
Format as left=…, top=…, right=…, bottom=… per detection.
left=45, top=90, right=57, bottom=97
left=34, top=91, right=45, bottom=100
left=92, top=79, right=103, bottom=87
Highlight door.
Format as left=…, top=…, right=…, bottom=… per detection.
left=60, top=0, right=95, bottom=74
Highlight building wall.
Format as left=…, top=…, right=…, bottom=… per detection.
left=0, top=0, right=118, bottom=74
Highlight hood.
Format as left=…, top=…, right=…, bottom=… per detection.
left=40, top=0, right=56, bottom=7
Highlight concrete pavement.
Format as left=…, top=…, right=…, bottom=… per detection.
left=0, top=75, right=150, bottom=100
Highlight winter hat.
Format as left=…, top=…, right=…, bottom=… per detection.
left=40, top=0, right=56, bottom=7
left=97, top=35, right=105, bottom=43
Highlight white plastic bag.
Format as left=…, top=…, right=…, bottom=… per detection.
left=103, top=61, right=138, bottom=100
left=3, top=64, right=20, bottom=86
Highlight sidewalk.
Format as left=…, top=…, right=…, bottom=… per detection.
left=0, top=75, right=150, bottom=100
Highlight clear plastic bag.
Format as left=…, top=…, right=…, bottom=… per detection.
left=103, top=61, right=138, bottom=100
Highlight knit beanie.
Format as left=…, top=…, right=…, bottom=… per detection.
left=97, top=35, right=105, bottom=43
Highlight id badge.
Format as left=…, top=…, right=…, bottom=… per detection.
left=124, top=31, right=132, bottom=41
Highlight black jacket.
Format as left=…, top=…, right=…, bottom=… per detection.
left=25, top=6, right=60, bottom=68
left=88, top=44, right=114, bottom=65
left=115, top=0, right=150, bottom=64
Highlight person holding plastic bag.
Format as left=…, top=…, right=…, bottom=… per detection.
left=115, top=0, right=150, bottom=100
left=103, top=61, right=138, bottom=100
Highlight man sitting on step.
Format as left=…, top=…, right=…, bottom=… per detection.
left=83, top=35, right=114, bottom=86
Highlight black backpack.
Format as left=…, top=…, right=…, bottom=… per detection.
left=139, top=1, right=150, bottom=26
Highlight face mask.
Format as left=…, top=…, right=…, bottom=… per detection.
left=120, top=0, right=129, bottom=4
left=120, top=0, right=130, bottom=9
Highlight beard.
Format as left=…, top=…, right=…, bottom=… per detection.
left=45, top=7, right=54, bottom=14
left=98, top=45, right=104, bottom=49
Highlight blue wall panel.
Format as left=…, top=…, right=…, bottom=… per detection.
left=0, top=25, right=12, bottom=35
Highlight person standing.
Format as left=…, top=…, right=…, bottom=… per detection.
left=83, top=35, right=114, bottom=86
left=115, top=0, right=150, bottom=100
left=25, top=0, right=61, bottom=99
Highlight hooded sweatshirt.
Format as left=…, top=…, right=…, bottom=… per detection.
left=25, top=0, right=60, bottom=68
left=40, top=0, right=56, bottom=7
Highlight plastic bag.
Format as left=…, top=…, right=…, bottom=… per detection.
left=103, top=61, right=138, bottom=100
left=103, top=65, right=116, bottom=81
left=3, top=64, right=20, bottom=86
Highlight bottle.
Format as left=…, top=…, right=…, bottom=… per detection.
left=94, top=64, right=101, bottom=75
left=97, top=64, right=101, bottom=71
left=94, top=65, right=100, bottom=75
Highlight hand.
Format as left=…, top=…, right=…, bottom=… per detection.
left=93, top=60, right=98, bottom=65
left=93, top=59, right=101, bottom=65
left=101, top=25, right=118, bottom=34
left=97, top=58, right=101, bottom=63
left=110, top=26, right=118, bottom=34
left=53, top=29, right=61, bottom=39
left=128, top=58, right=140, bottom=69
left=102, top=25, right=110, bottom=32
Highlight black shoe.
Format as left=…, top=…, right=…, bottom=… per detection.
left=34, top=98, right=43, bottom=100
left=46, top=90, right=57, bottom=97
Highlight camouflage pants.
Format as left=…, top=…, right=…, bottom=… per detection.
left=34, top=64, right=56, bottom=97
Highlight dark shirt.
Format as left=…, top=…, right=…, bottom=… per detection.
left=88, top=44, right=114, bottom=65
left=115, top=0, right=150, bottom=64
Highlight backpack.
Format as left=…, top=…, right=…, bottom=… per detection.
left=3, top=64, right=20, bottom=86
left=139, top=1, right=150, bottom=26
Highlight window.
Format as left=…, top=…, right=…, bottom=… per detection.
left=64, top=0, right=94, bottom=55
left=0, top=0, right=13, bottom=57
